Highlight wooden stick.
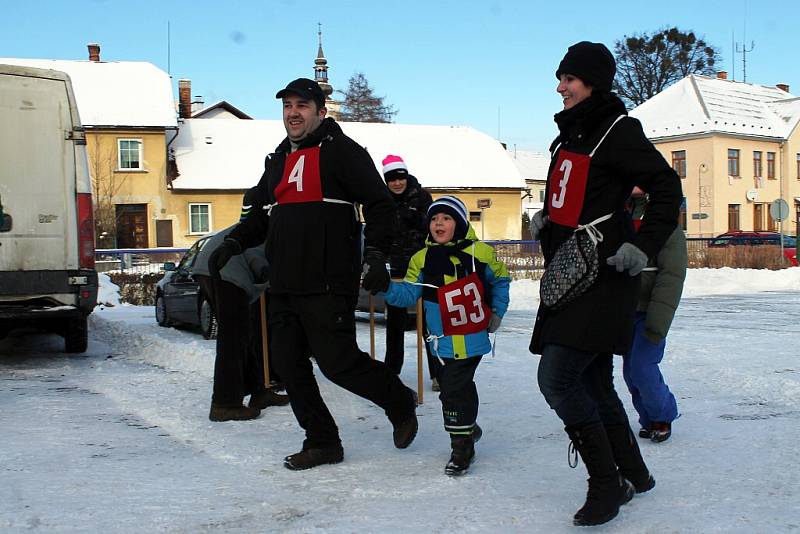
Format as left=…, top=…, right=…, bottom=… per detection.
left=416, top=297, right=424, bottom=405
left=259, top=293, right=270, bottom=387
left=369, top=293, right=376, bottom=359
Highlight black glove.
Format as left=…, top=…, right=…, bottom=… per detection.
left=362, top=247, right=391, bottom=294
left=208, top=238, right=242, bottom=278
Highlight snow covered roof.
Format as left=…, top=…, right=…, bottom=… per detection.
left=0, top=58, right=177, bottom=128
left=171, top=119, right=525, bottom=191
left=630, top=75, right=800, bottom=141
left=507, top=150, right=550, bottom=182
left=191, top=101, right=252, bottom=120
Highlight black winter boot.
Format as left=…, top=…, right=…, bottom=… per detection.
left=445, top=434, right=475, bottom=476
left=605, top=423, right=656, bottom=493
left=567, top=422, right=634, bottom=526
left=283, top=445, right=344, bottom=470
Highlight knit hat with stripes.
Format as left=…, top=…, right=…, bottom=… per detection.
left=427, top=195, right=469, bottom=241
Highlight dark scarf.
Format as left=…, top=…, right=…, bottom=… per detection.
left=422, top=240, right=492, bottom=306
left=550, top=92, right=628, bottom=152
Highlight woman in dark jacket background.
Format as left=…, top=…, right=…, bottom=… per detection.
left=381, top=155, right=442, bottom=388
left=529, top=42, right=682, bottom=526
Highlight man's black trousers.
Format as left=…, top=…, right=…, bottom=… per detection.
left=269, top=292, right=415, bottom=450
left=197, top=276, right=263, bottom=406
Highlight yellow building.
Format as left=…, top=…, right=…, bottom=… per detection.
left=631, top=73, right=800, bottom=238
left=1, top=45, right=179, bottom=248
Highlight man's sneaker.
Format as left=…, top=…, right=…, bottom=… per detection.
left=638, top=427, right=653, bottom=439
left=209, top=403, right=260, bottom=422
left=431, top=378, right=440, bottom=392
left=650, top=422, right=671, bottom=443
left=393, top=415, right=418, bottom=449
left=283, top=446, right=344, bottom=471
left=249, top=389, right=290, bottom=409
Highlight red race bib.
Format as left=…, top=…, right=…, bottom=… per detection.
left=437, top=272, right=491, bottom=336
left=274, top=146, right=323, bottom=204
left=547, top=149, right=590, bottom=228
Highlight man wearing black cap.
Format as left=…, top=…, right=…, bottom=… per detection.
left=208, top=78, right=418, bottom=470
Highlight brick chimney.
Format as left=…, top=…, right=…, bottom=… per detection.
left=716, top=71, right=728, bottom=80
left=776, top=83, right=790, bottom=93
left=87, top=43, right=100, bottom=62
left=178, top=79, right=191, bottom=119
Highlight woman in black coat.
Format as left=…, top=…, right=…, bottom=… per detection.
left=529, top=42, right=682, bottom=526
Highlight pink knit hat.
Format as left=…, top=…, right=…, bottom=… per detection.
left=382, top=154, right=408, bottom=178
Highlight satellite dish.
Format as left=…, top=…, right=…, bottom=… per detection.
left=746, top=189, right=758, bottom=201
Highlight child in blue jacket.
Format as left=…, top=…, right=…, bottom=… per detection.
left=380, top=195, right=510, bottom=475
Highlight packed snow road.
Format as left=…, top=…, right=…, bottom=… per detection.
left=1, top=277, right=799, bottom=533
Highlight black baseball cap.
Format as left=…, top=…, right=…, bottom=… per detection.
left=275, top=78, right=326, bottom=108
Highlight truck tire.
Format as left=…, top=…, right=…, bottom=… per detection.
left=199, top=296, right=217, bottom=340
left=65, top=315, right=88, bottom=353
left=155, top=293, right=170, bottom=327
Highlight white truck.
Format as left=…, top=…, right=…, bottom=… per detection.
left=0, top=64, right=98, bottom=353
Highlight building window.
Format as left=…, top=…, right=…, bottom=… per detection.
left=469, top=211, right=481, bottom=222
left=753, top=151, right=762, bottom=177
left=796, top=153, right=800, bottom=180
left=671, top=150, right=686, bottom=178
left=727, top=204, right=740, bottom=231
left=538, top=190, right=546, bottom=203
left=189, top=203, right=211, bottom=234
left=118, top=139, right=143, bottom=170
left=754, top=203, right=764, bottom=231
left=728, top=149, right=740, bottom=177
left=767, top=152, right=775, bottom=179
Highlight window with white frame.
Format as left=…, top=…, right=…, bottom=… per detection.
left=118, top=139, right=143, bottom=170
left=188, top=203, right=211, bottom=234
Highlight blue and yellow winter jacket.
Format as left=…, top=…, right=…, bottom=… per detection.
left=383, top=225, right=510, bottom=359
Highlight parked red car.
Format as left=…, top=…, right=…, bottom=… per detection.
left=708, top=231, right=798, bottom=266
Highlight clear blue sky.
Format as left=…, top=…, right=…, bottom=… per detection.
left=3, top=0, right=798, bottom=151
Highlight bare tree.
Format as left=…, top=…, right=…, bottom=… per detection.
left=613, top=27, right=721, bottom=107
left=337, top=72, right=397, bottom=123
left=88, top=135, right=128, bottom=248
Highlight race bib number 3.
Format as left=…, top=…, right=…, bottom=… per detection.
left=274, top=146, right=323, bottom=204
left=437, top=272, right=491, bottom=336
left=547, top=149, right=590, bottom=228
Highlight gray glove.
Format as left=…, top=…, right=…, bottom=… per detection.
left=487, top=312, right=502, bottom=333
left=529, top=210, right=548, bottom=240
left=606, top=243, right=648, bottom=276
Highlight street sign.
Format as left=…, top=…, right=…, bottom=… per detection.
left=691, top=213, right=709, bottom=220
left=769, top=199, right=790, bottom=222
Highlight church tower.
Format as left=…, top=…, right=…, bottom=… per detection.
left=314, top=24, right=341, bottom=119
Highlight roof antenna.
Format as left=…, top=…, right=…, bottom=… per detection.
left=735, top=2, right=754, bottom=82
left=167, top=20, right=171, bottom=76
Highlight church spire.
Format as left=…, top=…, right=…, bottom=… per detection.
left=314, top=23, right=333, bottom=98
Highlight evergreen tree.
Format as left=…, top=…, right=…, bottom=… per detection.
left=613, top=27, right=721, bottom=108
left=337, top=72, right=397, bottom=123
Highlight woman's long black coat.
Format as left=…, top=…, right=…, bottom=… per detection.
left=530, top=94, right=683, bottom=355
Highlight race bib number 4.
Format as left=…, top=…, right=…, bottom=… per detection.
left=437, top=272, right=491, bottom=336
left=547, top=149, right=590, bottom=228
left=274, top=146, right=323, bottom=204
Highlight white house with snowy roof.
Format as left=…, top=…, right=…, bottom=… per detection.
left=1, top=44, right=178, bottom=249
left=168, top=118, right=526, bottom=244
left=630, top=72, right=800, bottom=238
left=507, top=150, right=550, bottom=224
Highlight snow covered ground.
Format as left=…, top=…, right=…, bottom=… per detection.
left=2, top=268, right=799, bottom=533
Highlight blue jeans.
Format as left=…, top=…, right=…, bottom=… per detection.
left=622, top=313, right=678, bottom=429
left=537, top=344, right=630, bottom=428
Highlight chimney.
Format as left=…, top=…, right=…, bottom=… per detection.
left=716, top=71, right=728, bottom=80
left=87, top=43, right=100, bottom=62
left=178, top=79, right=191, bottom=119
left=776, top=83, right=790, bottom=93
left=191, top=95, right=205, bottom=114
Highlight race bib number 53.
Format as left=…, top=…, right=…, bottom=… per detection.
left=437, top=272, right=490, bottom=336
